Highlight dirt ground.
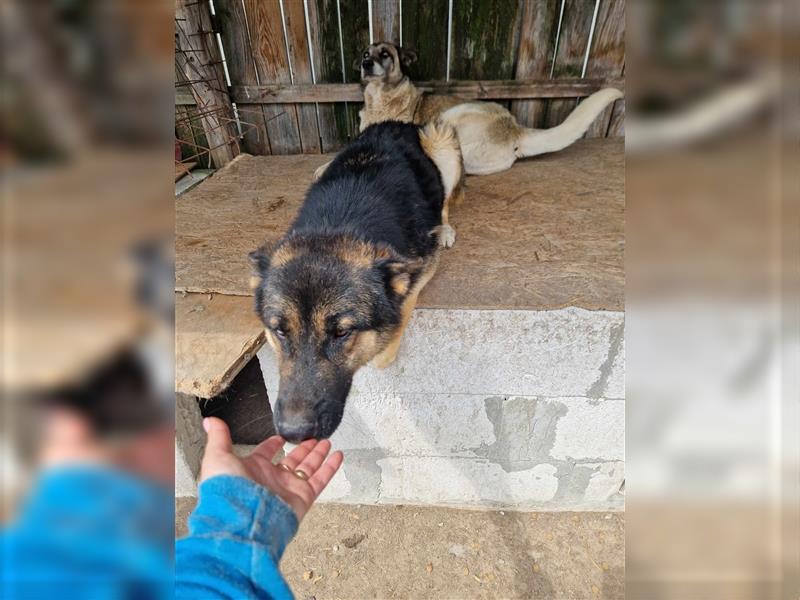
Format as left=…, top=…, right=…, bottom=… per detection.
left=176, top=498, right=624, bottom=599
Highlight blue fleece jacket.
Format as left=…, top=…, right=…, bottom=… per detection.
left=175, top=475, right=298, bottom=599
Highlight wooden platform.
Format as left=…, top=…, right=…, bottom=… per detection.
left=175, top=139, right=624, bottom=396
left=176, top=138, right=624, bottom=311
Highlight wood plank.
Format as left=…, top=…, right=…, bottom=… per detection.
left=583, top=0, right=625, bottom=138
left=215, top=0, right=273, bottom=155
left=230, top=77, right=624, bottom=103
left=401, top=0, right=449, bottom=80
left=337, top=0, right=371, bottom=140
left=176, top=292, right=266, bottom=398
left=449, top=0, right=522, bottom=80
left=372, top=0, right=400, bottom=43
left=244, top=0, right=302, bottom=154
left=175, top=0, right=239, bottom=167
left=176, top=153, right=327, bottom=296
left=607, top=97, right=625, bottom=136
left=511, top=0, right=560, bottom=128
left=544, top=0, right=595, bottom=128
left=175, top=139, right=624, bottom=311
left=307, top=0, right=349, bottom=151
left=283, top=0, right=322, bottom=153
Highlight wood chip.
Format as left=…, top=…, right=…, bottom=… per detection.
left=331, top=570, right=340, bottom=579
left=473, top=575, right=482, bottom=583
left=342, top=533, right=365, bottom=549
left=532, top=564, right=541, bottom=573
left=303, top=570, right=313, bottom=581
left=426, top=563, right=433, bottom=574
left=313, top=576, right=323, bottom=584
left=601, top=562, right=609, bottom=571
left=592, top=584, right=600, bottom=595
left=463, top=566, right=470, bottom=576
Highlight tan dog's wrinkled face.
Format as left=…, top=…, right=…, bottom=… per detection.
left=355, top=42, right=417, bottom=84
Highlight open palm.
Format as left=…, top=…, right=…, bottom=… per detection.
left=200, top=417, right=344, bottom=521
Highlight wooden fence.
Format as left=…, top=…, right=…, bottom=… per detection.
left=176, top=0, right=625, bottom=165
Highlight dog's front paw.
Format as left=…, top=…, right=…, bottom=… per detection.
left=312, top=161, right=331, bottom=181
left=372, top=347, right=399, bottom=369
left=439, top=224, right=456, bottom=248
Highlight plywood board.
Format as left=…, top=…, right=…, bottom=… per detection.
left=176, top=292, right=265, bottom=398
left=176, top=138, right=624, bottom=311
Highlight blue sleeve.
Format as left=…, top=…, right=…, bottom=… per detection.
left=175, top=475, right=299, bottom=600
left=1, top=466, right=174, bottom=600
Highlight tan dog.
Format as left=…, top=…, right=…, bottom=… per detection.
left=356, top=42, right=624, bottom=175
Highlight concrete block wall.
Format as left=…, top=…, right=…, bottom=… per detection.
left=252, top=307, right=625, bottom=511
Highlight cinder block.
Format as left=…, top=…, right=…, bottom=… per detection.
left=258, top=308, right=623, bottom=398
left=551, top=399, right=625, bottom=461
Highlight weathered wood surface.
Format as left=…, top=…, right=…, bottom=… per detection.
left=449, top=0, right=521, bottom=80
left=215, top=0, right=272, bottom=154
left=401, top=0, right=450, bottom=80
left=283, top=0, right=322, bottom=153
left=175, top=0, right=239, bottom=167
left=544, top=0, right=595, bottom=128
left=231, top=77, right=624, bottom=103
left=176, top=292, right=265, bottom=398
left=511, top=0, right=559, bottom=128
left=372, top=0, right=400, bottom=43
left=338, top=0, right=371, bottom=140
left=175, top=139, right=624, bottom=311
left=583, top=0, right=625, bottom=137
left=246, top=0, right=302, bottom=154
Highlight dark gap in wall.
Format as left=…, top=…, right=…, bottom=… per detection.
left=197, top=357, right=274, bottom=444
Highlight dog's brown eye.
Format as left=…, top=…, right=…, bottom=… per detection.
left=334, top=328, right=352, bottom=339
left=380, top=50, right=389, bottom=58
left=274, top=328, right=286, bottom=339
left=363, top=51, right=369, bottom=58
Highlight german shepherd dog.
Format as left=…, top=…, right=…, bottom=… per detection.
left=250, top=121, right=461, bottom=443
left=356, top=42, right=624, bottom=175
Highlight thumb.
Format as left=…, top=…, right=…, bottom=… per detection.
left=203, top=417, right=233, bottom=454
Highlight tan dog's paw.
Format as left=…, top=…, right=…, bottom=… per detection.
left=312, top=161, right=331, bottom=181
left=372, top=346, right=399, bottom=369
left=439, top=224, right=456, bottom=248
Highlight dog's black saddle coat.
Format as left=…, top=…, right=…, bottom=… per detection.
left=291, top=121, right=445, bottom=259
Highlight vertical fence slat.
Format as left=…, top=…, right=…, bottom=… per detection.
left=511, top=0, right=559, bottom=128
left=308, top=0, right=349, bottom=150
left=401, top=0, right=449, bottom=80
left=283, top=0, right=322, bottom=153
left=543, top=0, right=595, bottom=128
left=244, top=0, right=302, bottom=154
left=337, top=0, right=371, bottom=140
left=175, top=0, right=239, bottom=167
left=448, top=0, right=521, bottom=81
left=215, top=0, right=272, bottom=155
left=583, top=0, right=625, bottom=138
left=372, top=0, right=400, bottom=43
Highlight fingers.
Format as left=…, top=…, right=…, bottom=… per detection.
left=250, top=435, right=286, bottom=463
left=308, top=450, right=344, bottom=498
left=294, top=439, right=331, bottom=475
left=278, top=438, right=318, bottom=470
left=203, top=417, right=233, bottom=454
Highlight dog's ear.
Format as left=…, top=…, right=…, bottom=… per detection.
left=248, top=243, right=273, bottom=289
left=375, top=257, right=424, bottom=299
left=398, top=47, right=418, bottom=67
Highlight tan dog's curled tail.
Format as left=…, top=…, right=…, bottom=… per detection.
left=515, top=88, right=623, bottom=158
left=419, top=120, right=463, bottom=202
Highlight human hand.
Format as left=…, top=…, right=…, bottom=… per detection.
left=199, top=417, right=344, bottom=521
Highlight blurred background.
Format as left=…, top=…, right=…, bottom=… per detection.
left=625, top=0, right=797, bottom=598
left=2, top=0, right=175, bottom=595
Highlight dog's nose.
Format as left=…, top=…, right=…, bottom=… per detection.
left=362, top=58, right=374, bottom=69
left=277, top=411, right=316, bottom=443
